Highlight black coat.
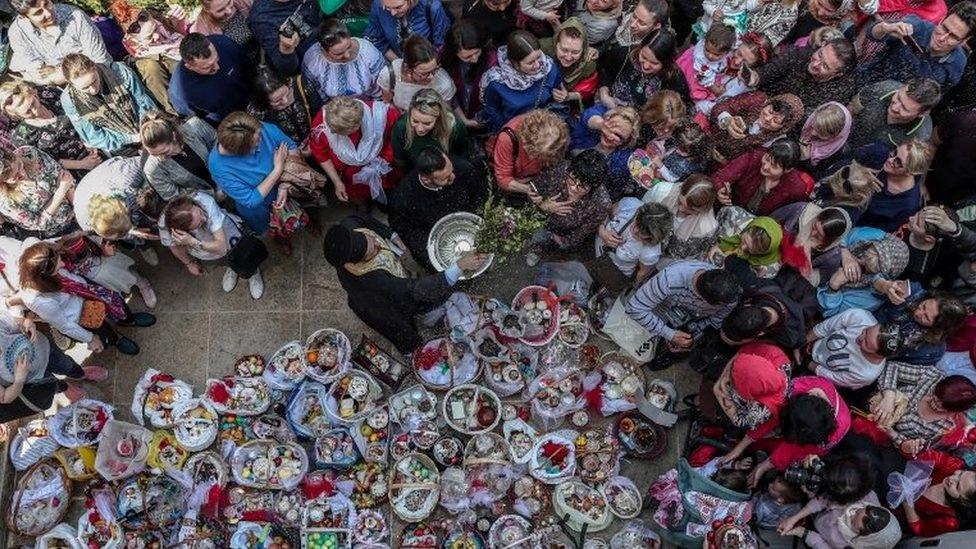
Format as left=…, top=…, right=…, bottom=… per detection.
left=331, top=215, right=455, bottom=354
left=388, top=157, right=488, bottom=271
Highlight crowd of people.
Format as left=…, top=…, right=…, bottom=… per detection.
left=1, top=0, right=976, bottom=544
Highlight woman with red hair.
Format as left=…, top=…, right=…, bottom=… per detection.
left=872, top=365, right=976, bottom=457
left=109, top=0, right=184, bottom=113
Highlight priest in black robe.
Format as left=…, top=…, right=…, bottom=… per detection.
left=323, top=214, right=488, bottom=354
left=389, top=149, right=489, bottom=270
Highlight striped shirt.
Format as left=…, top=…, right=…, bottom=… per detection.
left=878, top=361, right=954, bottom=446
left=624, top=260, right=735, bottom=341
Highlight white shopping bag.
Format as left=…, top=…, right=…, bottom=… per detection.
left=601, top=296, right=658, bottom=364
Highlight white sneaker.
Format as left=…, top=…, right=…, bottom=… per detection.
left=248, top=270, right=265, bottom=300
left=222, top=268, right=239, bottom=292
left=139, top=247, right=159, bottom=266
left=135, top=277, right=156, bottom=309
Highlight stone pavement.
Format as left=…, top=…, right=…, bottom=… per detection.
left=16, top=205, right=703, bottom=545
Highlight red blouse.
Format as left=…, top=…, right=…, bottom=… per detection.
left=309, top=101, right=402, bottom=202
left=900, top=452, right=965, bottom=537
left=712, top=147, right=809, bottom=216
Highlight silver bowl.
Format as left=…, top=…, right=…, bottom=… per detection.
left=427, top=212, right=494, bottom=279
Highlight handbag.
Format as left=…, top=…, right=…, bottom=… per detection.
left=601, top=295, right=658, bottom=364
left=226, top=218, right=269, bottom=279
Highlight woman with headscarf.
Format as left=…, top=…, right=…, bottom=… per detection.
left=643, top=174, right=719, bottom=261
left=784, top=497, right=902, bottom=549
left=710, top=91, right=804, bottom=163
left=800, top=102, right=853, bottom=180
left=477, top=30, right=562, bottom=132
left=772, top=203, right=852, bottom=286
left=818, top=226, right=911, bottom=317
left=540, top=18, right=599, bottom=111
left=712, top=342, right=792, bottom=464
left=710, top=209, right=795, bottom=278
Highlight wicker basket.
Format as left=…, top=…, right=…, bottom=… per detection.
left=442, top=384, right=501, bottom=435
left=204, top=376, right=272, bottom=416
left=603, top=475, right=643, bottom=520
left=528, top=432, right=577, bottom=484
left=512, top=286, right=561, bottom=346
left=487, top=514, right=534, bottom=549
left=462, top=433, right=511, bottom=469
left=184, top=451, right=229, bottom=489
left=263, top=340, right=308, bottom=389
left=172, top=398, right=219, bottom=452
left=552, top=479, right=612, bottom=533
left=304, top=328, right=352, bottom=384
left=413, top=337, right=482, bottom=391
left=389, top=453, right=441, bottom=522
left=6, top=458, right=71, bottom=536
left=231, top=439, right=309, bottom=491
left=324, top=369, right=384, bottom=424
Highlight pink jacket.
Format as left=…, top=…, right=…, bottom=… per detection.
left=752, top=376, right=852, bottom=470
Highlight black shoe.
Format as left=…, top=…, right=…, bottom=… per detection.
left=117, top=312, right=156, bottom=327
left=116, top=337, right=140, bottom=355
left=646, top=349, right=681, bottom=371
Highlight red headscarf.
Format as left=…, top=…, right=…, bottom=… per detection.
left=730, top=342, right=789, bottom=411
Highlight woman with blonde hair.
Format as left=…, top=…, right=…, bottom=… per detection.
left=0, top=82, right=101, bottom=175
left=490, top=108, right=569, bottom=195
left=0, top=147, right=76, bottom=237
left=800, top=102, right=852, bottom=179
left=391, top=89, right=471, bottom=169
left=208, top=112, right=307, bottom=252
left=9, top=241, right=154, bottom=356
left=814, top=161, right=882, bottom=225
left=189, top=0, right=254, bottom=46
left=858, top=139, right=934, bottom=232
left=309, top=96, right=401, bottom=207
left=69, top=157, right=159, bottom=308
left=140, top=111, right=218, bottom=200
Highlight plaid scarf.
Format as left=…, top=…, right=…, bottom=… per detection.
left=67, top=64, right=139, bottom=135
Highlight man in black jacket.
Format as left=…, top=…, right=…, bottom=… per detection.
left=389, top=149, right=488, bottom=271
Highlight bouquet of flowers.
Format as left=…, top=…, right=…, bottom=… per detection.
left=475, top=191, right=546, bottom=258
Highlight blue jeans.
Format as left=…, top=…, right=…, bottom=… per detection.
left=44, top=343, right=85, bottom=385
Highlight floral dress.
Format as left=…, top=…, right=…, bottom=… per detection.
left=248, top=76, right=323, bottom=145
left=8, top=88, right=89, bottom=168
left=0, top=147, right=74, bottom=235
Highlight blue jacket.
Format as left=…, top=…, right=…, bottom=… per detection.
left=208, top=122, right=298, bottom=233
left=817, top=227, right=888, bottom=317
left=248, top=0, right=321, bottom=75
left=477, top=65, right=562, bottom=133
left=860, top=16, right=967, bottom=91
left=169, top=35, right=251, bottom=126
left=364, top=0, right=451, bottom=58
left=60, top=62, right=157, bottom=155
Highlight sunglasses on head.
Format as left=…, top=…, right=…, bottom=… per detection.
left=413, top=96, right=440, bottom=108
left=127, top=10, right=150, bottom=34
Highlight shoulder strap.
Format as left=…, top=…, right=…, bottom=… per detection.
left=502, top=126, right=518, bottom=159
left=386, top=58, right=397, bottom=95
left=295, top=76, right=312, bottom=123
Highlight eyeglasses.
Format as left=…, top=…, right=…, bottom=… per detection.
left=127, top=10, right=150, bottom=34
left=567, top=176, right=589, bottom=193
left=410, top=64, right=440, bottom=79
